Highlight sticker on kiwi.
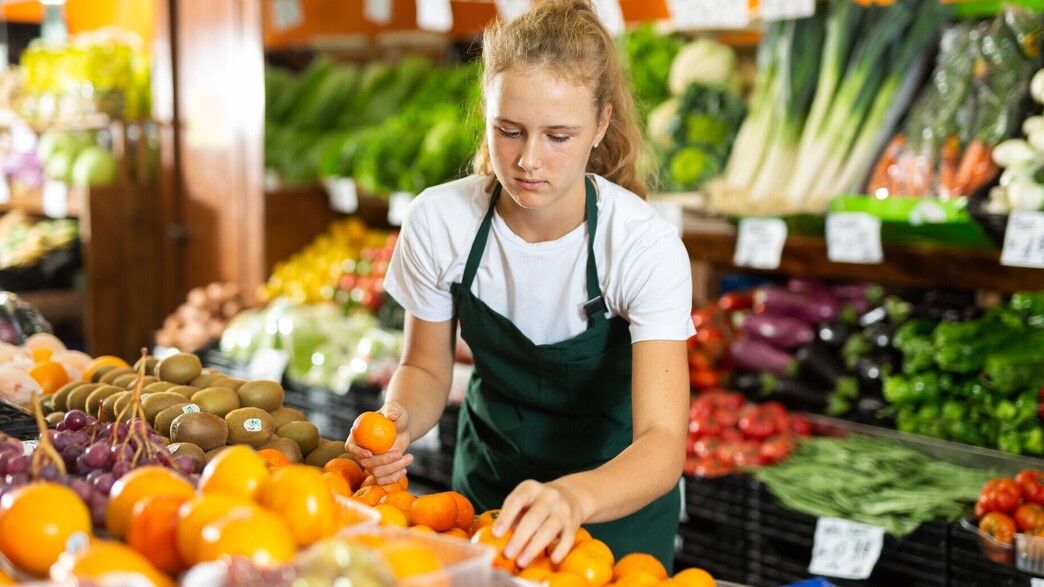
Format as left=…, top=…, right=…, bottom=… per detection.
left=182, top=404, right=201, bottom=413
left=243, top=418, right=263, bottom=432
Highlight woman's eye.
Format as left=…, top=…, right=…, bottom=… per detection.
left=498, top=128, right=521, bottom=139
left=548, top=135, right=570, bottom=143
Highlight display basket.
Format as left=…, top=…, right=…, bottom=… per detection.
left=950, top=518, right=1038, bottom=586
left=340, top=525, right=495, bottom=587
left=959, top=516, right=1044, bottom=577
left=0, top=398, right=48, bottom=441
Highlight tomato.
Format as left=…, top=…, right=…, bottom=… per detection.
left=689, top=413, right=722, bottom=438
left=1014, top=503, right=1044, bottom=533
left=979, top=512, right=1017, bottom=545
left=731, top=444, right=764, bottom=467
left=688, top=352, right=713, bottom=372
left=713, top=408, right=739, bottom=430
left=1016, top=470, right=1044, bottom=505
left=980, top=478, right=1022, bottom=514
left=689, top=395, right=717, bottom=419
left=758, top=436, right=791, bottom=464
left=719, top=428, right=744, bottom=443
left=718, top=292, right=753, bottom=312
left=685, top=433, right=698, bottom=457
left=692, top=437, right=723, bottom=459
left=690, top=456, right=733, bottom=478
left=738, top=407, right=777, bottom=440
left=691, top=309, right=716, bottom=330
left=690, top=369, right=721, bottom=391
left=790, top=414, right=813, bottom=436
left=696, top=327, right=724, bottom=345
left=718, top=392, right=747, bottom=411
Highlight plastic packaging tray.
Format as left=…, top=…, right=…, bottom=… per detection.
left=341, top=525, right=495, bottom=586
left=1016, top=532, right=1044, bottom=576
left=960, top=516, right=1016, bottom=566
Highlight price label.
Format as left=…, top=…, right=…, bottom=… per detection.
left=666, top=0, right=750, bottom=29
left=592, top=0, right=625, bottom=35
left=1030, top=578, right=1044, bottom=587
left=492, top=0, right=531, bottom=20
left=388, top=192, right=414, bottom=227
left=0, top=177, right=10, bottom=205
left=364, top=0, right=392, bottom=24
left=247, top=349, right=290, bottom=383
left=734, top=217, right=787, bottom=269
left=826, top=212, right=883, bottom=264
left=808, top=517, right=884, bottom=580
left=325, top=177, right=359, bottom=214
left=1001, top=211, right=1044, bottom=269
left=42, top=180, right=69, bottom=219
left=758, top=0, right=815, bottom=21
left=271, top=0, right=303, bottom=32
left=416, top=0, right=453, bottom=32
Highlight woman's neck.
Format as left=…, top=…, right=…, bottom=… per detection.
left=496, top=182, right=587, bottom=243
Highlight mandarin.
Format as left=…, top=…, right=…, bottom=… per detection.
left=197, top=445, right=272, bottom=500
left=260, top=464, right=337, bottom=546
left=322, top=456, right=367, bottom=491
left=107, top=466, right=194, bottom=540
left=575, top=538, right=615, bottom=565
left=321, top=471, right=353, bottom=497
left=471, top=508, right=500, bottom=536
left=377, top=538, right=446, bottom=586
left=52, top=539, right=174, bottom=587
left=126, top=495, right=189, bottom=575
left=548, top=572, right=590, bottom=587
left=613, top=570, right=663, bottom=587
left=380, top=490, right=416, bottom=514
left=446, top=491, right=475, bottom=531
left=0, top=482, right=92, bottom=577
left=351, top=411, right=397, bottom=454
left=256, top=448, right=291, bottom=469
left=195, top=507, right=296, bottom=567
left=175, top=494, right=256, bottom=566
left=560, top=546, right=613, bottom=587
left=409, top=524, right=437, bottom=533
left=409, top=492, right=458, bottom=532
left=354, top=484, right=388, bottom=506
left=614, top=553, right=668, bottom=581
left=672, top=567, right=716, bottom=587
left=471, top=524, right=517, bottom=573
left=374, top=504, right=409, bottom=528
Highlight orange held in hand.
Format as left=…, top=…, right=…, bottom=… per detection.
left=351, top=411, right=397, bottom=454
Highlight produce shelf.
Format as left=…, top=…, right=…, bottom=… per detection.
left=0, top=182, right=86, bottom=219
left=19, top=288, right=83, bottom=326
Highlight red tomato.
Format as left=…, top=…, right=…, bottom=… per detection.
left=690, top=369, right=721, bottom=391
left=979, top=512, right=1017, bottom=545
left=685, top=433, right=698, bottom=457
left=980, top=478, right=1022, bottom=514
left=1014, top=503, right=1044, bottom=533
left=718, top=392, right=747, bottom=411
left=691, top=309, right=716, bottom=330
left=738, top=407, right=778, bottom=440
left=713, top=408, right=739, bottom=430
left=689, top=413, right=722, bottom=438
left=1016, top=470, right=1044, bottom=505
left=758, top=436, right=792, bottom=464
left=719, top=428, right=744, bottom=443
left=689, top=395, right=717, bottom=419
left=688, top=352, right=713, bottom=372
left=692, top=437, right=724, bottom=459
left=718, top=292, right=753, bottom=312
left=690, top=456, right=733, bottom=478
left=790, top=414, right=814, bottom=436
left=696, top=327, right=724, bottom=345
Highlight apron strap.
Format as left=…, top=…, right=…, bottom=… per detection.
left=459, top=177, right=605, bottom=326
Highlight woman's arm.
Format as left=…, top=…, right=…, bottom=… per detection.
left=497, top=339, right=689, bottom=565
left=345, top=312, right=456, bottom=484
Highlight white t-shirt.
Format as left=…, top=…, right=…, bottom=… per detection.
left=384, top=174, right=696, bottom=346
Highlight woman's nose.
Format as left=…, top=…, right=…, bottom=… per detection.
left=517, top=137, right=541, bottom=171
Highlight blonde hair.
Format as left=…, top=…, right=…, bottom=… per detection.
left=471, top=0, right=648, bottom=198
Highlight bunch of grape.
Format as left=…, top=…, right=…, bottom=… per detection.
left=0, top=409, right=195, bottom=529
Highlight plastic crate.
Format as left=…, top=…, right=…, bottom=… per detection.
left=684, top=473, right=753, bottom=526
left=342, top=525, right=495, bottom=586
left=0, top=399, right=49, bottom=441
left=949, top=521, right=1038, bottom=587
left=439, top=403, right=460, bottom=452
left=675, top=521, right=747, bottom=584
left=409, top=445, right=454, bottom=491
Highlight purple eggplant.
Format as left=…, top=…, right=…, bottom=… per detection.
left=753, top=286, right=841, bottom=325
left=787, top=278, right=830, bottom=295
left=742, top=313, right=815, bottom=350
left=831, top=282, right=884, bottom=303
left=730, top=337, right=798, bottom=377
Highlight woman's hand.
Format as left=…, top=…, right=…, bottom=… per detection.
left=494, top=479, right=586, bottom=567
left=344, top=401, right=414, bottom=486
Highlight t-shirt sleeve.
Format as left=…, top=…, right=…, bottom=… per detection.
left=382, top=198, right=456, bottom=323
left=619, top=230, right=696, bottom=343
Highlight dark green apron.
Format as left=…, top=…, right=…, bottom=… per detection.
left=449, top=177, right=679, bottom=570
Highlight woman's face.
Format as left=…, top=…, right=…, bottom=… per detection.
left=485, top=67, right=610, bottom=213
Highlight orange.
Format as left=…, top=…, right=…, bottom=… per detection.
left=354, top=484, right=388, bottom=506
left=575, top=526, right=592, bottom=543
left=30, top=348, right=54, bottom=363
left=107, top=466, right=194, bottom=540
left=322, top=456, right=367, bottom=491
left=377, top=538, right=446, bottom=586
left=380, top=490, right=416, bottom=515
left=198, top=445, right=272, bottom=501
left=82, top=355, right=130, bottom=381
left=256, top=448, right=291, bottom=469
left=613, top=571, right=662, bottom=587
left=447, top=491, right=475, bottom=531
left=260, top=464, right=337, bottom=547
left=575, top=538, right=615, bottom=565
left=559, top=545, right=613, bottom=587
left=409, top=492, right=458, bottom=532
left=471, top=524, right=517, bottom=573
left=442, top=527, right=470, bottom=540
left=519, top=554, right=553, bottom=578
left=126, top=494, right=189, bottom=575
left=0, top=482, right=92, bottom=577
left=471, top=508, right=500, bottom=536
left=28, top=361, right=70, bottom=395
left=51, top=539, right=174, bottom=587
left=654, top=580, right=679, bottom=586
left=351, top=411, right=397, bottom=454
left=322, top=471, right=353, bottom=497
left=195, top=506, right=296, bottom=566
left=671, top=567, right=716, bottom=587
left=374, top=504, right=409, bottom=528
left=175, top=494, right=255, bottom=566
left=0, top=569, right=13, bottom=584
left=548, top=572, right=590, bottom=587
left=409, top=524, right=437, bottom=533
left=614, top=553, right=668, bottom=581
left=519, top=565, right=554, bottom=582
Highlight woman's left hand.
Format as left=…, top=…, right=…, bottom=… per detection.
left=494, top=479, right=586, bottom=567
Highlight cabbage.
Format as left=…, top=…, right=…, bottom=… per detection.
left=70, top=146, right=118, bottom=187
left=668, top=39, right=738, bottom=97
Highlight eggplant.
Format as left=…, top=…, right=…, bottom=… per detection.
left=762, top=374, right=830, bottom=411
left=795, top=342, right=846, bottom=387
left=742, top=314, right=815, bottom=350
left=863, top=322, right=896, bottom=349
left=853, top=348, right=900, bottom=385
left=754, top=286, right=841, bottom=325
left=787, top=278, right=830, bottom=295
left=818, top=319, right=858, bottom=348
left=730, top=371, right=765, bottom=398
left=730, top=337, right=797, bottom=377
left=858, top=305, right=889, bottom=327
left=831, top=282, right=884, bottom=303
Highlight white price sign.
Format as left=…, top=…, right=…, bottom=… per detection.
left=592, top=0, right=625, bottom=35
left=271, top=0, right=303, bottom=32
left=416, top=0, right=453, bottom=32
left=1001, top=211, right=1044, bottom=269
left=247, top=349, right=290, bottom=383
left=492, top=0, right=531, bottom=20
left=325, top=177, right=359, bottom=214
left=666, top=0, right=750, bottom=29
left=1031, top=578, right=1044, bottom=587
left=759, top=0, right=815, bottom=21
left=42, top=180, right=69, bottom=219
left=364, top=0, right=392, bottom=24
left=808, top=517, right=885, bottom=580
left=0, top=177, right=9, bottom=205
left=388, top=192, right=414, bottom=227
left=826, top=212, right=883, bottom=264
left=734, top=217, right=787, bottom=269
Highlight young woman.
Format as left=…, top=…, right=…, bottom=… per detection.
left=345, top=0, right=694, bottom=571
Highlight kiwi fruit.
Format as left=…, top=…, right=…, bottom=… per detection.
left=167, top=385, right=199, bottom=400
left=41, top=396, right=55, bottom=414
left=89, top=365, right=119, bottom=384
left=236, top=380, right=284, bottom=412
left=142, top=392, right=191, bottom=425
left=126, top=376, right=158, bottom=390
left=170, top=412, right=228, bottom=451
left=154, top=403, right=198, bottom=437
left=113, top=393, right=135, bottom=422
left=191, top=387, right=240, bottom=418
left=145, top=381, right=176, bottom=393
left=101, top=392, right=129, bottom=422
left=66, top=383, right=102, bottom=413
left=190, top=370, right=228, bottom=389
left=210, top=378, right=246, bottom=392
left=133, top=355, right=160, bottom=376
left=304, top=439, right=348, bottom=468
left=155, top=353, right=203, bottom=385
left=166, top=442, right=206, bottom=473
left=99, top=368, right=136, bottom=385
left=45, top=411, right=65, bottom=426
left=269, top=406, right=307, bottom=429
left=85, top=385, right=124, bottom=420
left=276, top=420, right=320, bottom=456
left=111, top=373, right=140, bottom=389
left=225, top=407, right=274, bottom=447
left=204, top=446, right=228, bottom=463
left=260, top=436, right=303, bottom=464
left=51, top=381, right=83, bottom=412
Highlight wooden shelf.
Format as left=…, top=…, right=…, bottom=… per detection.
left=0, top=182, right=85, bottom=218
left=682, top=217, right=1044, bottom=293
left=20, top=288, right=84, bottom=325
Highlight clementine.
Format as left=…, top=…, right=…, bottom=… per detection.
left=322, top=456, right=367, bottom=491
left=195, top=506, right=296, bottom=566
left=409, top=524, right=437, bottom=533
left=559, top=546, right=613, bottom=587
left=175, top=494, right=256, bottom=566
left=351, top=411, right=397, bottom=454
left=126, top=494, right=189, bottom=575
left=547, top=572, right=590, bottom=587
left=614, top=553, right=668, bottom=581
left=672, top=567, right=716, bottom=587
left=446, top=491, right=475, bottom=531
left=471, top=524, right=517, bottom=573
left=380, top=490, right=416, bottom=515
left=612, top=570, right=662, bottom=587
left=377, top=538, right=446, bottom=585
left=409, top=492, right=458, bottom=532
left=374, top=504, right=409, bottom=528
left=260, top=464, right=337, bottom=546
left=0, top=482, right=92, bottom=577
left=51, top=539, right=174, bottom=587
left=471, top=508, right=500, bottom=536
left=353, top=484, right=388, bottom=507
left=107, top=466, right=194, bottom=540
left=321, top=471, right=353, bottom=497
left=256, top=448, right=291, bottom=469
left=197, top=445, right=272, bottom=501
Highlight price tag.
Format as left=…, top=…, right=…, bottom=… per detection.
left=826, top=212, right=883, bottom=264
left=388, top=192, right=414, bottom=227
left=271, top=0, right=303, bottom=32
left=364, top=0, right=392, bottom=24
left=1001, top=211, right=1044, bottom=269
left=591, top=0, right=625, bottom=35
left=734, top=217, right=787, bottom=269
left=247, top=349, right=290, bottom=382
left=492, top=0, right=531, bottom=20
left=0, top=177, right=10, bottom=205
left=1030, top=578, right=1044, bottom=587
left=325, top=177, right=359, bottom=214
left=416, top=0, right=453, bottom=32
left=666, top=0, right=750, bottom=29
left=758, top=0, right=815, bottom=21
left=808, top=517, right=884, bottom=580
left=42, top=180, right=69, bottom=219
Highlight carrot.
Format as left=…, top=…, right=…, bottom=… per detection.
left=867, top=134, right=906, bottom=195
left=965, top=146, right=999, bottom=195
left=937, top=135, right=960, bottom=197
left=953, top=139, right=988, bottom=196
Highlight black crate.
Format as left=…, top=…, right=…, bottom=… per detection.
left=408, top=444, right=454, bottom=491
left=0, top=399, right=50, bottom=441
left=675, top=520, right=747, bottom=583
left=949, top=522, right=1037, bottom=587
left=194, top=346, right=251, bottom=380
left=438, top=404, right=460, bottom=452
left=685, top=473, right=753, bottom=526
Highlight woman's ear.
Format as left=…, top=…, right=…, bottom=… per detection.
left=595, top=103, right=613, bottom=146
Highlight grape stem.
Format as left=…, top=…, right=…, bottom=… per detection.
left=30, top=394, right=65, bottom=477
left=113, top=348, right=154, bottom=465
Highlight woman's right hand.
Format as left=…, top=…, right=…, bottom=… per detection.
left=344, top=401, right=414, bottom=486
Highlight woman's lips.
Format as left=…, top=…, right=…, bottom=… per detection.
left=516, top=178, right=545, bottom=190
